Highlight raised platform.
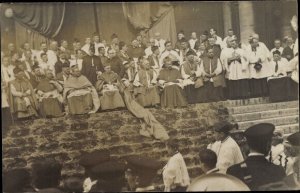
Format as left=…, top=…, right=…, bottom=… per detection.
left=2, top=97, right=299, bottom=190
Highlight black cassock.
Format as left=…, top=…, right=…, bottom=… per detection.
left=81, top=55, right=104, bottom=85
left=227, top=155, right=286, bottom=191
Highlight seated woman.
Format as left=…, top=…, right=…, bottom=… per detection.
left=133, top=58, right=160, bottom=107
left=63, top=65, right=100, bottom=115
left=36, top=69, right=64, bottom=118
left=8, top=67, right=38, bottom=119
left=267, top=50, right=293, bottom=102
left=157, top=57, right=187, bottom=108
left=95, top=64, right=125, bottom=110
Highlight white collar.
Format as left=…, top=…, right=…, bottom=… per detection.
left=206, top=168, right=219, bottom=174
left=248, top=152, right=265, bottom=157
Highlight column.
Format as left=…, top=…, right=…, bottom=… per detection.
left=238, top=1, right=255, bottom=45
left=223, top=2, right=232, bottom=36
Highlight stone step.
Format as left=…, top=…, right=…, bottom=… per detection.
left=232, top=108, right=299, bottom=122
left=222, top=97, right=270, bottom=107
left=275, top=124, right=299, bottom=135
left=228, top=100, right=299, bottom=114
left=237, top=115, right=299, bottom=130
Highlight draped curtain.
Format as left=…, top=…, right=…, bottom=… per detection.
left=11, top=3, right=65, bottom=38
left=122, top=2, right=177, bottom=44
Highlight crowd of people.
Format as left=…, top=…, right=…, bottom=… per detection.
left=3, top=123, right=300, bottom=192
left=1, top=28, right=299, bottom=123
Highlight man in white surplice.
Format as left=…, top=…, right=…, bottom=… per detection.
left=213, top=121, right=244, bottom=173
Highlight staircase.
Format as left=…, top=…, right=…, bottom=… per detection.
left=225, top=98, right=299, bottom=136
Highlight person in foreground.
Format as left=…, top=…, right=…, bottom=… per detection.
left=226, top=123, right=286, bottom=190
left=162, top=138, right=190, bottom=192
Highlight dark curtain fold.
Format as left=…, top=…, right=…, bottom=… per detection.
left=11, top=3, right=65, bottom=38
left=121, top=2, right=177, bottom=44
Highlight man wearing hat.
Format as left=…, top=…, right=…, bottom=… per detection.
left=133, top=57, right=160, bottom=108
left=159, top=41, right=181, bottom=68
left=245, top=33, right=272, bottom=98
left=213, top=121, right=244, bottom=173
left=89, top=160, right=126, bottom=192
left=227, top=123, right=286, bottom=190
left=199, top=47, right=225, bottom=102
left=223, top=36, right=250, bottom=100
left=3, top=168, right=34, bottom=192
left=63, top=65, right=100, bottom=115
left=180, top=50, right=204, bottom=104
left=178, top=38, right=196, bottom=63
left=79, top=149, right=111, bottom=192
left=157, top=56, right=187, bottom=108
left=8, top=67, right=39, bottom=119
left=31, top=158, right=64, bottom=193
left=125, top=155, right=162, bottom=191
left=81, top=44, right=104, bottom=85
left=54, top=52, right=70, bottom=76
left=95, top=63, right=126, bottom=110
left=282, top=132, right=300, bottom=188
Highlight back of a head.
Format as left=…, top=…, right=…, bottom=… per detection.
left=3, top=168, right=31, bottom=192
left=244, top=123, right=275, bottom=155
left=199, top=149, right=217, bottom=169
left=32, top=158, right=62, bottom=189
left=187, top=173, right=250, bottom=191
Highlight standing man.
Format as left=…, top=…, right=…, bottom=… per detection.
left=154, top=32, right=166, bottom=53
left=222, top=29, right=235, bottom=47
left=224, top=37, right=250, bottom=99
left=159, top=41, right=181, bottom=68
left=81, top=45, right=103, bottom=85
left=213, top=121, right=244, bottom=173
left=106, top=48, right=125, bottom=79
left=282, top=36, right=295, bottom=61
left=209, top=28, right=224, bottom=49
left=227, top=123, right=286, bottom=190
left=189, top=32, right=199, bottom=51
left=245, top=33, right=272, bottom=98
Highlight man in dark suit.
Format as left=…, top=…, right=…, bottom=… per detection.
left=227, top=123, right=286, bottom=190
left=81, top=44, right=104, bottom=85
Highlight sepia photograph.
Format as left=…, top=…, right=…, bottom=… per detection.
left=1, top=1, right=299, bottom=192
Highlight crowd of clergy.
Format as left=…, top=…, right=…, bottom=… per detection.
left=1, top=28, right=299, bottom=122
left=3, top=122, right=300, bottom=192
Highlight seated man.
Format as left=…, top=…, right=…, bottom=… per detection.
left=106, top=48, right=125, bottom=79
left=267, top=50, right=291, bottom=102
left=8, top=67, right=38, bottom=119
left=133, top=58, right=160, bottom=107
left=63, top=65, right=100, bottom=115
left=200, top=47, right=225, bottom=102
left=157, top=57, right=187, bottom=108
left=36, top=69, right=64, bottom=118
left=180, top=50, right=203, bottom=104
left=95, top=64, right=125, bottom=110
left=56, top=62, right=71, bottom=85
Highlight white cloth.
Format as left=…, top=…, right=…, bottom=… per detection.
left=36, top=50, right=57, bottom=69
left=189, top=38, right=198, bottom=50
left=94, top=42, right=105, bottom=56
left=270, top=47, right=284, bottom=55
left=293, top=38, right=298, bottom=56
left=1, top=65, right=15, bottom=82
left=162, top=152, right=190, bottom=191
left=268, top=144, right=284, bottom=162
left=245, top=42, right=273, bottom=79
left=145, top=46, right=153, bottom=58
left=215, top=35, right=225, bottom=49
left=268, top=58, right=289, bottom=77
left=224, top=47, right=250, bottom=80
left=207, top=141, right=222, bottom=154
left=81, top=44, right=91, bottom=55
left=216, top=137, right=244, bottom=173
left=273, top=152, right=297, bottom=175
left=290, top=56, right=299, bottom=83
left=83, top=177, right=97, bottom=192
left=159, top=50, right=181, bottom=68
left=155, top=39, right=166, bottom=53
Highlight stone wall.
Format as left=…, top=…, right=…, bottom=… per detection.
left=2, top=102, right=232, bottom=190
